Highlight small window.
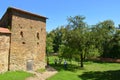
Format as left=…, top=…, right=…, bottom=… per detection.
left=20, top=31, right=23, bottom=37
left=37, top=32, right=39, bottom=39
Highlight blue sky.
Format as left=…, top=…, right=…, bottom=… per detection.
left=0, top=0, right=120, bottom=32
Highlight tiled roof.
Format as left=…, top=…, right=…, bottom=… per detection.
left=0, top=27, right=11, bottom=33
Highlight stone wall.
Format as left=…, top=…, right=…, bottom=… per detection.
left=10, top=11, right=46, bottom=71
left=0, top=33, right=10, bottom=73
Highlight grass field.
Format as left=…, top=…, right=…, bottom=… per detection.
left=47, top=56, right=120, bottom=80
left=0, top=71, right=33, bottom=80
left=0, top=56, right=120, bottom=80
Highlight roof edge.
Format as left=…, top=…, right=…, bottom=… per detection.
left=0, top=27, right=11, bottom=33
left=8, top=7, right=48, bottom=19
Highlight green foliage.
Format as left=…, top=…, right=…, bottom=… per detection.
left=64, top=15, right=92, bottom=67
left=46, top=34, right=54, bottom=54
left=86, top=45, right=100, bottom=59
left=102, top=29, right=120, bottom=58
left=46, top=15, right=120, bottom=67
left=59, top=44, right=78, bottom=60
left=91, top=20, right=115, bottom=54
left=0, top=71, right=33, bottom=80
left=46, top=26, right=66, bottom=53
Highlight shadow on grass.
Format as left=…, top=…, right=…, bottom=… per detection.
left=79, top=70, right=120, bottom=80
left=49, top=63, right=84, bottom=72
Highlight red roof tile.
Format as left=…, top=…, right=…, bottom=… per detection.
left=0, top=27, right=11, bottom=33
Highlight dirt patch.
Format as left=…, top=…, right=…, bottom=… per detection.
left=26, top=66, right=57, bottom=80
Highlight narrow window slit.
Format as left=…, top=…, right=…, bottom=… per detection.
left=20, top=31, right=23, bottom=37
left=37, top=32, right=39, bottom=39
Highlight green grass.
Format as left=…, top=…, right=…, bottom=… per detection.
left=0, top=71, right=33, bottom=80
left=36, top=68, right=46, bottom=73
left=47, top=56, right=120, bottom=80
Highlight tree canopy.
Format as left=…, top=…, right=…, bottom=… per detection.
left=46, top=15, right=120, bottom=67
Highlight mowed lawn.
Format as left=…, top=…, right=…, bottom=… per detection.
left=0, top=71, right=33, bottom=80
left=47, top=56, right=120, bottom=80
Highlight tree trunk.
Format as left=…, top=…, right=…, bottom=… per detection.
left=80, top=53, right=84, bottom=67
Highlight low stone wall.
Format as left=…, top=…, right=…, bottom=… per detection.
left=90, top=58, right=120, bottom=63
left=100, top=58, right=120, bottom=63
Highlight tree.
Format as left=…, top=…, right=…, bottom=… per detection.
left=91, top=20, right=115, bottom=57
left=46, top=32, right=54, bottom=55
left=111, top=30, right=120, bottom=58
left=103, top=29, right=120, bottom=58
left=46, top=26, right=66, bottom=54
left=46, top=15, right=120, bottom=68
left=65, top=15, right=90, bottom=67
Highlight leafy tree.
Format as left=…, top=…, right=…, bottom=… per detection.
left=46, top=32, right=54, bottom=55
left=111, top=30, right=120, bottom=58
left=46, top=15, right=120, bottom=69
left=52, top=28, right=62, bottom=53
left=64, top=15, right=90, bottom=67
left=91, top=20, right=115, bottom=56
left=103, top=29, right=120, bottom=58
left=46, top=26, right=66, bottom=54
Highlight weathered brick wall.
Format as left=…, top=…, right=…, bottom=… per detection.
left=0, top=33, right=10, bottom=73
left=10, top=11, right=46, bottom=71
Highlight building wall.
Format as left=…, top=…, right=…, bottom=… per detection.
left=10, top=11, right=46, bottom=71
left=0, top=33, right=10, bottom=73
